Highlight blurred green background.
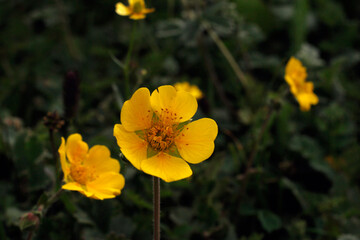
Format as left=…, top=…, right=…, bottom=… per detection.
left=1, top=0, right=360, bottom=239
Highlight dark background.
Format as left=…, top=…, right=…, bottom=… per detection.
left=1, top=0, right=360, bottom=239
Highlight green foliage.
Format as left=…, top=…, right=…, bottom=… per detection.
left=1, top=0, right=360, bottom=239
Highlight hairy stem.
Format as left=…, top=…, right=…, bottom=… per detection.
left=240, top=106, right=274, bottom=196
left=49, top=129, right=60, bottom=189
left=153, top=176, right=160, bottom=240
left=25, top=188, right=64, bottom=240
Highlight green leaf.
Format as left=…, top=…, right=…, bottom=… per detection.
left=281, top=178, right=309, bottom=211
left=257, top=210, right=282, bottom=233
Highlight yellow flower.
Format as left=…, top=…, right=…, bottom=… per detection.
left=115, top=0, right=155, bottom=20
left=284, top=57, right=318, bottom=111
left=294, top=81, right=319, bottom=111
left=58, top=134, right=125, bottom=200
left=113, top=85, right=218, bottom=182
left=174, top=82, right=204, bottom=100
left=284, top=57, right=307, bottom=95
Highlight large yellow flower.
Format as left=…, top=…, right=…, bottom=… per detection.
left=174, top=82, right=204, bottom=100
left=115, top=0, right=155, bottom=20
left=113, top=85, right=218, bottom=182
left=58, top=134, right=125, bottom=200
left=284, top=57, right=307, bottom=95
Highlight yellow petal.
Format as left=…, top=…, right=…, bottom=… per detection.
left=121, top=87, right=153, bottom=132
left=141, top=152, right=193, bottom=182
left=150, top=85, right=198, bottom=123
left=175, top=118, right=218, bottom=164
left=130, top=13, right=146, bottom=20
left=113, top=124, right=148, bottom=170
left=66, top=133, right=89, bottom=163
left=142, top=8, right=155, bottom=14
left=297, top=92, right=318, bottom=111
left=115, top=2, right=132, bottom=16
left=285, top=57, right=307, bottom=94
left=58, top=137, right=70, bottom=181
left=62, top=182, right=93, bottom=198
left=86, top=145, right=120, bottom=173
left=87, top=172, right=125, bottom=200
left=285, top=57, right=307, bottom=80
left=129, top=0, right=145, bottom=7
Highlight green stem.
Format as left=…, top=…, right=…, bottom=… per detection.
left=204, top=23, right=249, bottom=91
left=49, top=129, right=60, bottom=189
left=25, top=189, right=64, bottom=240
left=153, top=176, right=160, bottom=240
left=240, top=106, right=274, bottom=196
left=124, top=22, right=137, bottom=99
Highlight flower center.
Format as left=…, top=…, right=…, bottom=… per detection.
left=70, top=164, right=97, bottom=185
left=146, top=123, right=175, bottom=151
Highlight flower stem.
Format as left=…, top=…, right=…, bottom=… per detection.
left=124, top=22, right=137, bottom=99
left=24, top=188, right=64, bottom=240
left=240, top=106, right=274, bottom=196
left=203, top=22, right=249, bottom=91
left=26, top=230, right=34, bottom=240
left=49, top=129, right=60, bottom=189
left=153, top=176, right=160, bottom=240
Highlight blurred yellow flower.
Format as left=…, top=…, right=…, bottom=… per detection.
left=58, top=134, right=125, bottom=200
left=115, top=0, right=154, bottom=20
left=113, top=85, right=218, bottom=182
left=174, top=82, right=204, bottom=100
left=285, top=57, right=318, bottom=111
left=285, top=57, right=307, bottom=95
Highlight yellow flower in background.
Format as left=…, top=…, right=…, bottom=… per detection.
left=113, top=85, right=218, bottom=182
left=285, top=57, right=307, bottom=95
left=115, top=0, right=154, bottom=20
left=58, top=134, right=125, bottom=200
left=294, top=81, right=319, bottom=111
left=174, top=82, right=204, bottom=100
left=284, top=57, right=318, bottom=111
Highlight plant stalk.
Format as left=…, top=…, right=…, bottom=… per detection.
left=49, top=129, right=60, bottom=189
left=153, top=176, right=160, bottom=240
left=204, top=23, right=249, bottom=91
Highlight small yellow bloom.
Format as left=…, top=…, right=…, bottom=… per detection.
left=174, top=82, right=204, bottom=100
left=284, top=57, right=307, bottom=95
left=58, top=134, right=125, bottom=200
left=113, top=85, right=218, bottom=182
left=115, top=0, right=155, bottom=20
left=284, top=57, right=318, bottom=111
